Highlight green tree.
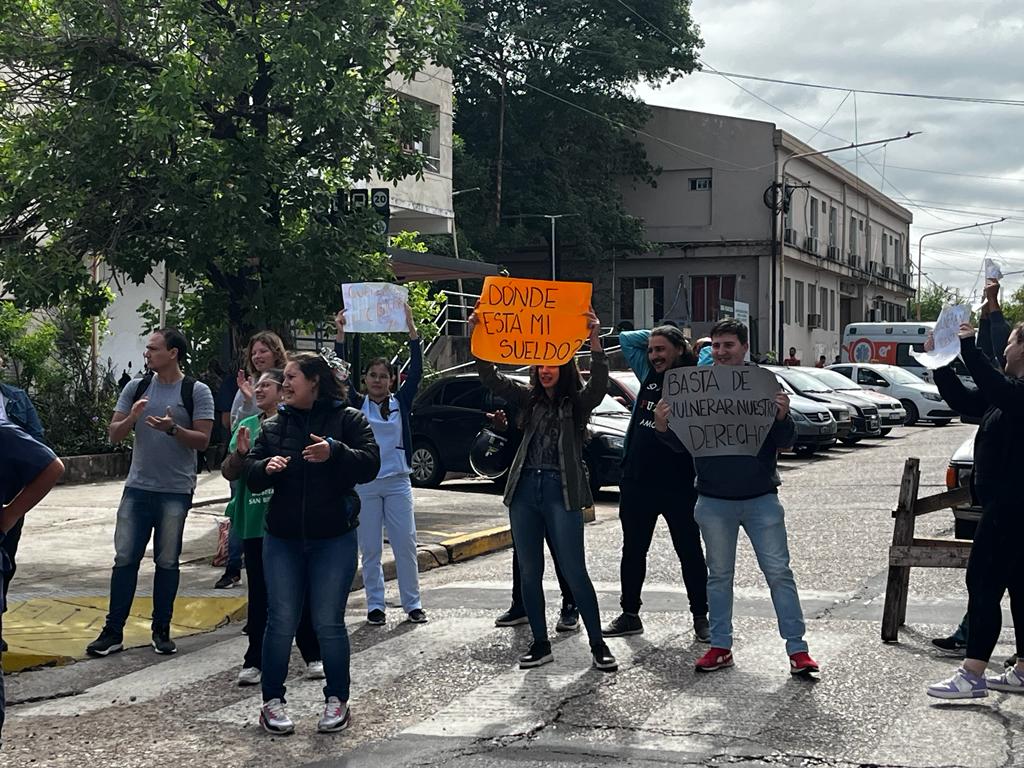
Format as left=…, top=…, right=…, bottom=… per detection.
left=1000, top=283, right=1024, bottom=327
left=911, top=283, right=967, bottom=322
left=452, top=0, right=702, bottom=270
left=0, top=0, right=461, bottom=354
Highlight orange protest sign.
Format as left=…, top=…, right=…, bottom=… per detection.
left=471, top=276, right=592, bottom=366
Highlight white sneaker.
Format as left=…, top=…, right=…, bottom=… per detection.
left=987, top=667, right=1024, bottom=693
left=237, top=667, right=262, bottom=686
left=306, top=660, right=326, bottom=680
left=259, top=698, right=295, bottom=735
left=317, top=696, right=351, bottom=733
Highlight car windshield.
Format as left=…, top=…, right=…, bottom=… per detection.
left=593, top=393, right=631, bottom=416
left=879, top=366, right=925, bottom=385
left=778, top=369, right=832, bottom=393
left=804, top=369, right=862, bottom=391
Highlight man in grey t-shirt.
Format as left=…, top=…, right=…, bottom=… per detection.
left=86, top=329, right=214, bottom=658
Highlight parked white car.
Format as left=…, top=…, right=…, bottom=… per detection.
left=798, top=366, right=907, bottom=435
left=827, top=362, right=957, bottom=426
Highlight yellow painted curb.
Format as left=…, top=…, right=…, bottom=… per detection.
left=441, top=526, right=513, bottom=563
left=2, top=596, right=248, bottom=672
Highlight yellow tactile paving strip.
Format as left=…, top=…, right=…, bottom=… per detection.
left=2, top=596, right=247, bottom=672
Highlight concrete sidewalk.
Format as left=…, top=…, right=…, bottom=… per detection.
left=3, top=472, right=552, bottom=672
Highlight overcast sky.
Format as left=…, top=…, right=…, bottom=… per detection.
left=635, top=0, right=1024, bottom=302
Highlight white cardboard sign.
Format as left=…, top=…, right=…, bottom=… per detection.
left=341, top=282, right=409, bottom=333
left=908, top=303, right=970, bottom=370
left=985, top=258, right=1003, bottom=280
left=662, top=366, right=780, bottom=458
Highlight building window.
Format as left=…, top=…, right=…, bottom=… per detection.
left=620, top=277, right=664, bottom=328
left=820, top=287, right=829, bottom=330
left=794, top=280, right=805, bottom=326
left=849, top=215, right=858, bottom=255
left=809, top=196, right=819, bottom=242
left=807, top=283, right=817, bottom=316
left=691, top=274, right=737, bottom=322
left=895, top=235, right=903, bottom=264
left=829, top=289, right=836, bottom=331
left=828, top=207, right=837, bottom=246
left=784, top=278, right=792, bottom=325
left=881, top=232, right=889, bottom=264
left=689, top=177, right=712, bottom=191
left=399, top=97, right=442, bottom=174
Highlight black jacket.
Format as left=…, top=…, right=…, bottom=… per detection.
left=934, top=336, right=1024, bottom=509
left=246, top=398, right=381, bottom=539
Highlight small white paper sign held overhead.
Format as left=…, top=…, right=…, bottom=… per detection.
left=662, top=366, right=780, bottom=458
left=985, top=258, right=1003, bottom=280
left=342, top=282, right=409, bottom=332
left=908, top=304, right=970, bottom=370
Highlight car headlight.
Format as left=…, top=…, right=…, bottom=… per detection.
left=921, top=392, right=943, bottom=402
left=602, top=435, right=625, bottom=451
left=791, top=410, right=809, bottom=423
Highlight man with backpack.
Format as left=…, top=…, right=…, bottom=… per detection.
left=86, top=329, right=214, bottom=657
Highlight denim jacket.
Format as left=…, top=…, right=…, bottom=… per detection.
left=0, top=382, right=44, bottom=442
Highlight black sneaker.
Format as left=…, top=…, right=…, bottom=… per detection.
left=931, top=633, right=967, bottom=657
left=519, top=640, right=553, bottom=669
left=215, top=571, right=241, bottom=589
left=555, top=604, right=580, bottom=633
left=367, top=609, right=386, bottom=626
left=591, top=642, right=618, bottom=672
left=602, top=612, right=643, bottom=637
left=407, top=608, right=428, bottom=624
left=495, top=606, right=529, bottom=627
left=86, top=627, right=124, bottom=657
left=693, top=615, right=711, bottom=644
left=152, top=624, right=177, bottom=655
left=1006, top=654, right=1019, bottom=669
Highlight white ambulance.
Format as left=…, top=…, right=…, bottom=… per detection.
left=840, top=322, right=973, bottom=385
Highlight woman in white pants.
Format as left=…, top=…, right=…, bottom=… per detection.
left=334, top=304, right=425, bottom=625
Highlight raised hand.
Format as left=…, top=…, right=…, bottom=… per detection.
left=334, top=308, right=347, bottom=341
left=467, top=302, right=481, bottom=335
left=266, top=455, right=290, bottom=474
left=235, top=425, right=251, bottom=456
left=654, top=399, right=671, bottom=433
left=129, top=397, right=149, bottom=422
left=958, top=323, right=976, bottom=340
left=145, top=406, right=176, bottom=433
left=983, top=279, right=1001, bottom=312
left=302, top=433, right=331, bottom=463
left=923, top=333, right=935, bottom=353
left=404, top=302, right=418, bottom=339
left=236, top=370, right=254, bottom=402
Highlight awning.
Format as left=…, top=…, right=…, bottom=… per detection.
left=389, top=248, right=503, bottom=283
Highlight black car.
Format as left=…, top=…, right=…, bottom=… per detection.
left=408, top=373, right=629, bottom=491
left=768, top=366, right=882, bottom=444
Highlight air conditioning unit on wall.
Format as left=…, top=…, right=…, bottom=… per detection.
left=807, top=313, right=822, bottom=329
left=827, top=245, right=839, bottom=259
left=804, top=237, right=819, bottom=254
left=784, top=228, right=797, bottom=244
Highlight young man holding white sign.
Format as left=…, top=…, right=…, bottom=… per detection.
left=655, top=319, right=819, bottom=676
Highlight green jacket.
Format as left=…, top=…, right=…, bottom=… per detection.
left=225, top=413, right=273, bottom=540
left=476, top=349, right=608, bottom=512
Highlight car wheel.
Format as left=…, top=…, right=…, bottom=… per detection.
left=410, top=441, right=445, bottom=488
left=839, top=436, right=861, bottom=445
left=901, top=400, right=919, bottom=426
left=954, top=518, right=978, bottom=540
left=880, top=428, right=892, bottom=436
left=932, top=419, right=952, bottom=427
left=794, top=445, right=816, bottom=456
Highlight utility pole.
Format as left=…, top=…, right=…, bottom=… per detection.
left=915, top=218, right=1004, bottom=320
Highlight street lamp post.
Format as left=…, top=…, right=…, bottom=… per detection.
left=502, top=213, right=579, bottom=280
left=772, top=132, right=918, bottom=356
left=450, top=187, right=481, bottom=335
left=915, top=218, right=1004, bottom=320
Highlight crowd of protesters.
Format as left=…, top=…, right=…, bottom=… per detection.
left=1, top=281, right=1021, bottom=742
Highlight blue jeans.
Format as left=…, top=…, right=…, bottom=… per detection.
left=105, top=488, right=192, bottom=631
left=226, top=480, right=244, bottom=574
left=357, top=474, right=421, bottom=613
left=262, top=531, right=358, bottom=703
left=694, top=493, right=808, bottom=655
left=509, top=469, right=603, bottom=647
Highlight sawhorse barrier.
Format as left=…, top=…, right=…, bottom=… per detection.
left=882, top=457, right=973, bottom=642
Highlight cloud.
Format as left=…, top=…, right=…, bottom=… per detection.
left=635, top=0, right=1024, bottom=296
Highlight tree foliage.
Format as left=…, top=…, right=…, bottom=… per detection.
left=911, top=283, right=967, bottom=322
left=453, top=0, right=702, bottom=267
left=0, top=0, right=461, bottom=352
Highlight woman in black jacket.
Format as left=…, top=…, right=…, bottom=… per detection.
left=926, top=322, right=1024, bottom=699
left=246, top=352, right=380, bottom=734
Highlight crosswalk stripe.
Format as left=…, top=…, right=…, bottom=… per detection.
left=203, top=615, right=499, bottom=726
left=634, top=631, right=855, bottom=754
left=402, top=623, right=676, bottom=739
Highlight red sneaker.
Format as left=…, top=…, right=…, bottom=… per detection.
left=695, top=647, right=734, bottom=672
left=789, top=651, right=820, bottom=675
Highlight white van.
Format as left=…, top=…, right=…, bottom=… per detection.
left=841, top=322, right=973, bottom=385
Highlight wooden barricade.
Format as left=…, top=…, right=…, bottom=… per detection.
left=881, top=457, right=973, bottom=642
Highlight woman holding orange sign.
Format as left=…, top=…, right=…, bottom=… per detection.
left=468, top=305, right=617, bottom=672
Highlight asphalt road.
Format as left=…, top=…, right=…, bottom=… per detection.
left=6, top=422, right=1023, bottom=768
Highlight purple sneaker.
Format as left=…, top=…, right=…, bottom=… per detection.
left=986, top=667, right=1024, bottom=693
left=927, top=667, right=988, bottom=699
